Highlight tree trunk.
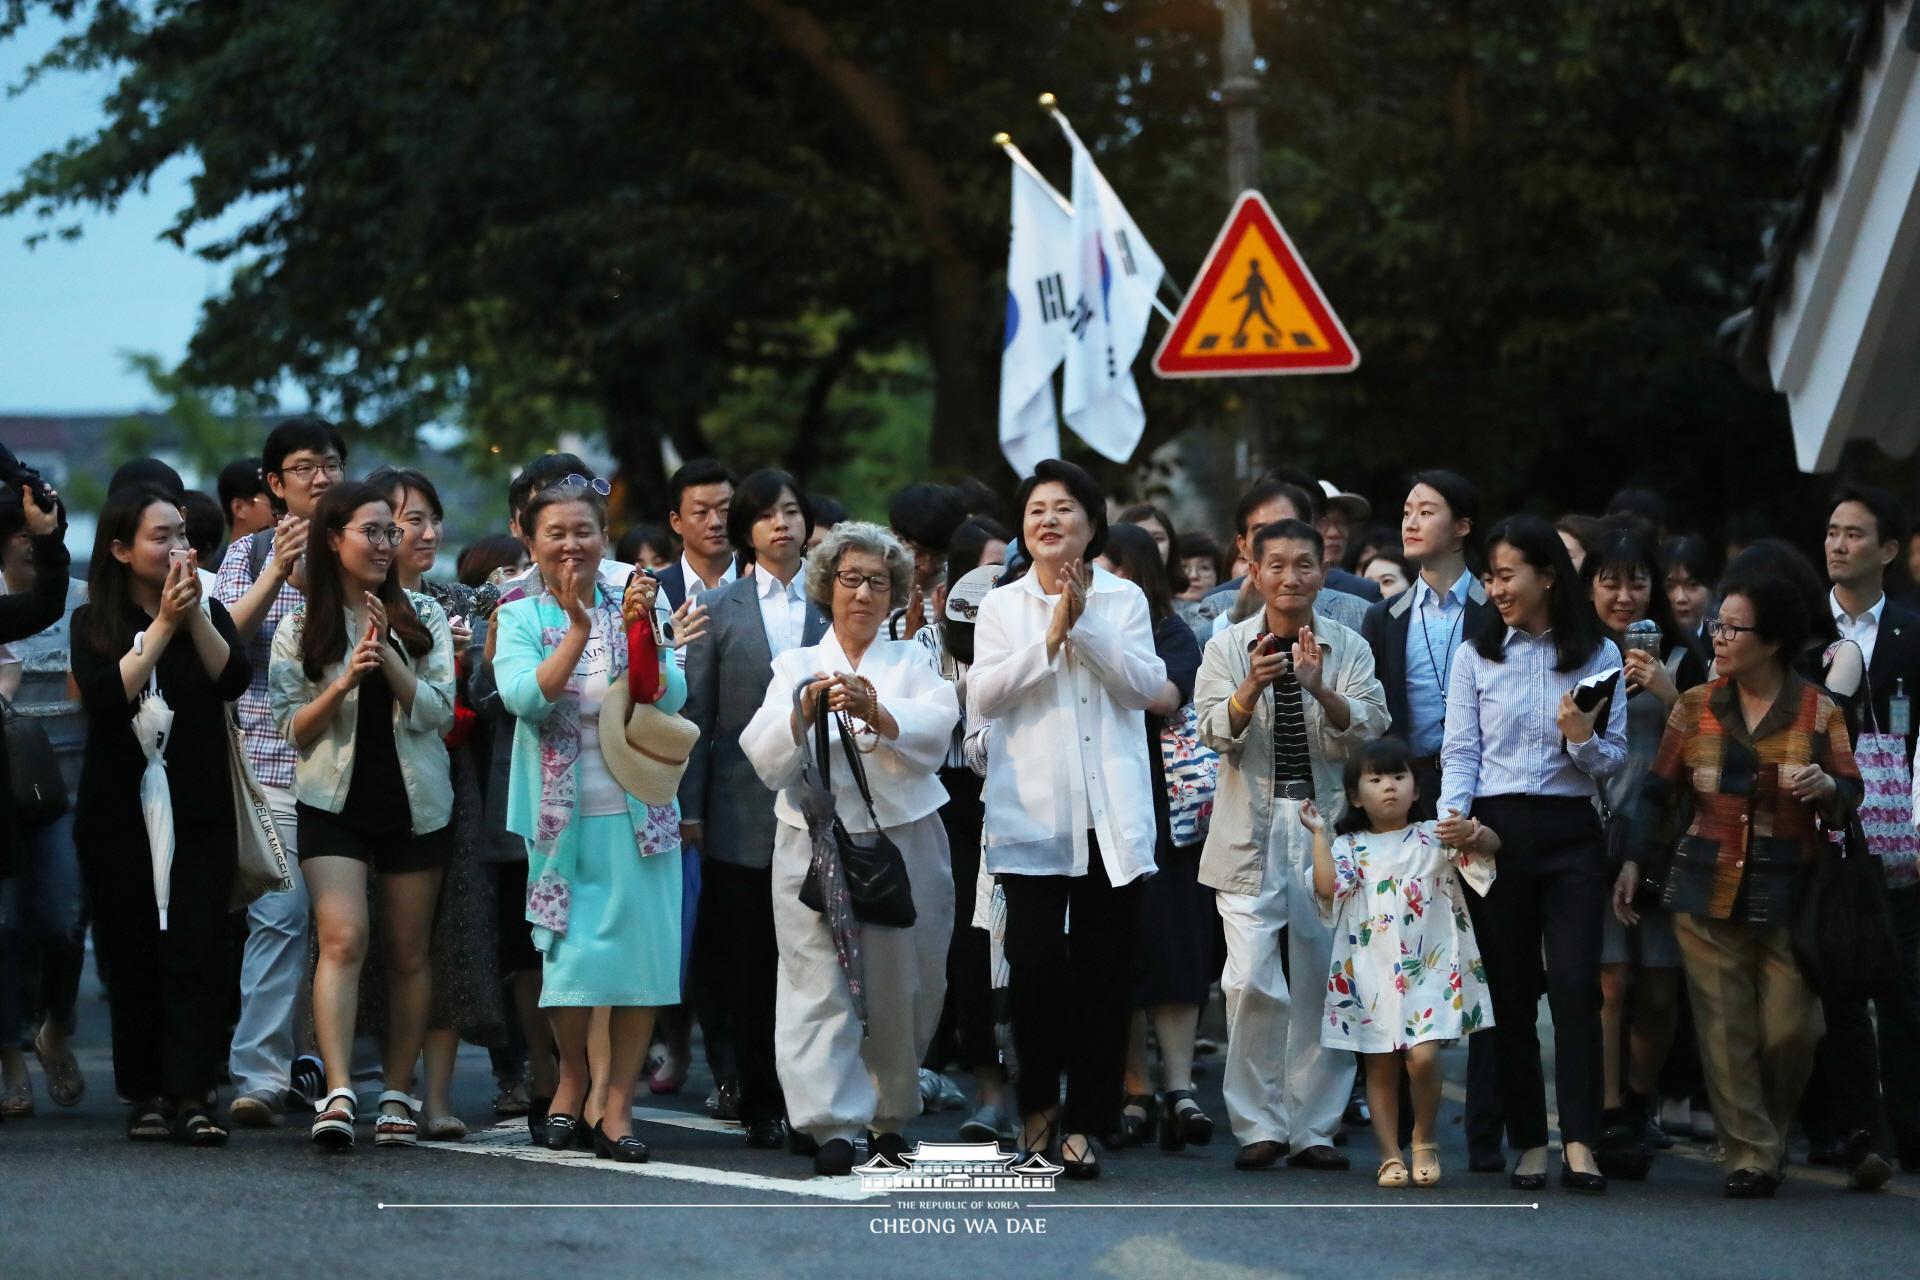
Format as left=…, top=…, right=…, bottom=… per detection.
left=744, top=0, right=986, bottom=477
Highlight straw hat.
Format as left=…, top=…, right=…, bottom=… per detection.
left=598, top=676, right=701, bottom=806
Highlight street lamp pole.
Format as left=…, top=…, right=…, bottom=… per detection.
left=1220, top=0, right=1262, bottom=470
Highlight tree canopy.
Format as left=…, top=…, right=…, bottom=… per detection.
left=2, top=0, right=1857, bottom=529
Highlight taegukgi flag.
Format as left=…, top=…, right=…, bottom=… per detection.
left=1056, top=114, right=1165, bottom=463
left=998, top=152, right=1074, bottom=476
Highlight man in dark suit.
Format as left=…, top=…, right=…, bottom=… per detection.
left=680, top=469, right=827, bottom=1150
left=1805, top=483, right=1920, bottom=1182
left=1357, top=468, right=1505, bottom=1173
left=656, top=458, right=738, bottom=611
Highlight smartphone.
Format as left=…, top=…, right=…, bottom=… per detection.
left=169, top=548, right=192, bottom=567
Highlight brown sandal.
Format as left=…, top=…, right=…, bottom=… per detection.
left=33, top=1030, right=85, bottom=1108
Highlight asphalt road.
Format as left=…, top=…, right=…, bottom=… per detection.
left=4, top=968, right=1917, bottom=1280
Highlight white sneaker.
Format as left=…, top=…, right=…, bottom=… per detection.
left=917, top=1068, right=966, bottom=1113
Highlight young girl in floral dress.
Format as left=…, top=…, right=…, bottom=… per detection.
left=1300, top=737, right=1499, bottom=1189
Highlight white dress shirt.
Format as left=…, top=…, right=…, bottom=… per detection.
left=969, top=565, right=1168, bottom=886
left=756, top=566, right=808, bottom=658
left=1831, top=588, right=1886, bottom=669
left=742, top=628, right=959, bottom=833
left=681, top=551, right=738, bottom=603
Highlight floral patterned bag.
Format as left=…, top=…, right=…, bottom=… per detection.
left=1160, top=704, right=1218, bottom=848
left=1856, top=670, right=1918, bottom=887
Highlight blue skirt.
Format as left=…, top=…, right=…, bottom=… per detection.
left=538, top=812, right=683, bottom=1008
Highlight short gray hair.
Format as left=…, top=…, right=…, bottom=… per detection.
left=803, top=520, right=914, bottom=616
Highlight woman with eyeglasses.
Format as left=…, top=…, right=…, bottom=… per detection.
left=1617, top=560, right=1859, bottom=1198
left=268, top=481, right=457, bottom=1150
left=741, top=521, right=960, bottom=1176
left=366, top=466, right=506, bottom=1140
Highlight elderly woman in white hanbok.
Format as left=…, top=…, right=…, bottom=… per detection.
left=742, top=522, right=959, bottom=1177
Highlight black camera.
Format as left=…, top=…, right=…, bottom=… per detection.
left=0, top=439, right=60, bottom=517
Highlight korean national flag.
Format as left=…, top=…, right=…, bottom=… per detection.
left=999, top=157, right=1074, bottom=477
left=1057, top=117, right=1165, bottom=464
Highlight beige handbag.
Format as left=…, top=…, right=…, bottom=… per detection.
left=227, top=708, right=292, bottom=909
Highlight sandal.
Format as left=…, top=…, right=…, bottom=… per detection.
left=1412, top=1142, right=1442, bottom=1187
left=127, top=1100, right=173, bottom=1142
left=424, top=1114, right=468, bottom=1141
left=32, top=1030, right=85, bottom=1108
left=175, top=1109, right=230, bottom=1147
left=1161, top=1089, right=1215, bottom=1152
left=1060, top=1131, right=1101, bottom=1181
left=1, top=1076, right=32, bottom=1119
left=1378, top=1155, right=1409, bottom=1188
left=492, top=1080, right=530, bottom=1117
left=311, top=1087, right=357, bottom=1150
left=374, top=1090, right=423, bottom=1147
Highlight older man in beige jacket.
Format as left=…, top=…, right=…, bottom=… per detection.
left=1196, top=518, right=1388, bottom=1172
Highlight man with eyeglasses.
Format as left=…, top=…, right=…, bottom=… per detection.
left=214, top=417, right=348, bottom=1128
left=680, top=468, right=827, bottom=1149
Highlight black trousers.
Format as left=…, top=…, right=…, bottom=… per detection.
left=80, top=827, right=236, bottom=1103
left=1800, top=884, right=1920, bottom=1160
left=1465, top=795, right=1608, bottom=1148
left=695, top=858, right=783, bottom=1123
left=1000, top=838, right=1143, bottom=1135
left=925, top=769, right=997, bottom=1073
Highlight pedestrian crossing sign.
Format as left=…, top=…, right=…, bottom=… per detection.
left=1152, top=190, right=1358, bottom=378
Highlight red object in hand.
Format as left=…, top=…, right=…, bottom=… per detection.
left=627, top=611, right=662, bottom=705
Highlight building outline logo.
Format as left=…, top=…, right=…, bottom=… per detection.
left=853, top=1141, right=1064, bottom=1194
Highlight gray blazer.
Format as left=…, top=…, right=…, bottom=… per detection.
left=679, top=573, right=828, bottom=869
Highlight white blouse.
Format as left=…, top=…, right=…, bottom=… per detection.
left=969, top=565, right=1167, bottom=886
left=742, top=628, right=960, bottom=834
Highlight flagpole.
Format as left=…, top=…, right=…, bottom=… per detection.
left=1035, top=93, right=1181, bottom=321
left=993, top=133, right=1072, bottom=216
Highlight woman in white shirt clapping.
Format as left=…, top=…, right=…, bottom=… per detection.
left=970, top=460, right=1170, bottom=1179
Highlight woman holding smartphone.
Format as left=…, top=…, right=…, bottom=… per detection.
left=269, top=481, right=457, bottom=1150
left=1437, top=514, right=1627, bottom=1193
left=71, top=486, right=251, bottom=1144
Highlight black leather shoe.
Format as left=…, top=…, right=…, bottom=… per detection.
left=814, top=1137, right=856, bottom=1176
left=527, top=1095, right=551, bottom=1146
left=592, top=1122, right=650, bottom=1163
left=1234, top=1140, right=1287, bottom=1170
left=1059, top=1133, right=1100, bottom=1180
left=868, top=1131, right=911, bottom=1167
left=1723, top=1167, right=1779, bottom=1199
left=744, top=1118, right=786, bottom=1149
left=1559, top=1161, right=1607, bottom=1194
left=1285, top=1144, right=1350, bottom=1171
left=1509, top=1169, right=1547, bottom=1191
left=1468, top=1149, right=1508, bottom=1173
left=540, top=1112, right=581, bottom=1152
left=788, top=1127, right=819, bottom=1157
left=708, top=1078, right=742, bottom=1123
left=1160, top=1089, right=1215, bottom=1152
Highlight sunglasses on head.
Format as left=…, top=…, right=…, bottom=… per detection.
left=557, top=473, right=612, bottom=498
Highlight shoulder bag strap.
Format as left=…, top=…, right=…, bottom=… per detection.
left=835, top=708, right=884, bottom=829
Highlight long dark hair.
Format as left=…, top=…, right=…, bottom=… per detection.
left=1579, top=528, right=1689, bottom=655
left=1334, top=737, right=1419, bottom=835
left=1473, top=514, right=1604, bottom=672
left=85, top=486, right=179, bottom=654
left=1101, top=522, right=1174, bottom=623
left=300, top=481, right=432, bottom=680
left=1118, top=502, right=1190, bottom=595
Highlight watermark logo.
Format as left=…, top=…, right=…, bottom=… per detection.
left=853, top=1141, right=1063, bottom=1194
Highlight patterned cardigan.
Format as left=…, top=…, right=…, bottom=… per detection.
left=1631, top=670, right=1860, bottom=927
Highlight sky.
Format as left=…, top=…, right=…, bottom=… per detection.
left=0, top=12, right=275, bottom=415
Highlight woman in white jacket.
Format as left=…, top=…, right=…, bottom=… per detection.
left=743, top=522, right=959, bottom=1177
left=969, top=460, right=1169, bottom=1180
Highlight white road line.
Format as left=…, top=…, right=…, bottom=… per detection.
left=626, top=1105, right=747, bottom=1135
left=421, top=1125, right=881, bottom=1203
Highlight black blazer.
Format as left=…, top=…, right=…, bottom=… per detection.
left=1863, top=597, right=1920, bottom=756
left=655, top=557, right=739, bottom=612
left=1360, top=574, right=1498, bottom=750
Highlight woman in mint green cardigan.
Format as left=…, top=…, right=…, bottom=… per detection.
left=492, top=481, right=687, bottom=1162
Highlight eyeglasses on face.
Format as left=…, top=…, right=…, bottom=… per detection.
left=280, top=459, right=345, bottom=481
left=1703, top=619, right=1758, bottom=639
left=835, top=570, right=891, bottom=594
left=351, top=523, right=404, bottom=548
left=559, top=473, right=612, bottom=497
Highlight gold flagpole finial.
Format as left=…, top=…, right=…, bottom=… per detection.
left=1037, top=92, right=1057, bottom=110
left=992, top=132, right=1011, bottom=147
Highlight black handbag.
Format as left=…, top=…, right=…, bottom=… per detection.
left=1791, top=815, right=1902, bottom=1001
left=1, top=693, right=68, bottom=827
left=796, top=697, right=916, bottom=928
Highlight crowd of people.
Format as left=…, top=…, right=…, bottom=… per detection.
left=1, top=419, right=1916, bottom=1202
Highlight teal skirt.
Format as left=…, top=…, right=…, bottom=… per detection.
left=537, top=813, right=683, bottom=1008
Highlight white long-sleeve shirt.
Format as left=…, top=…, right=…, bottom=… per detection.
left=969, top=565, right=1167, bottom=885
left=742, top=628, right=959, bottom=834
